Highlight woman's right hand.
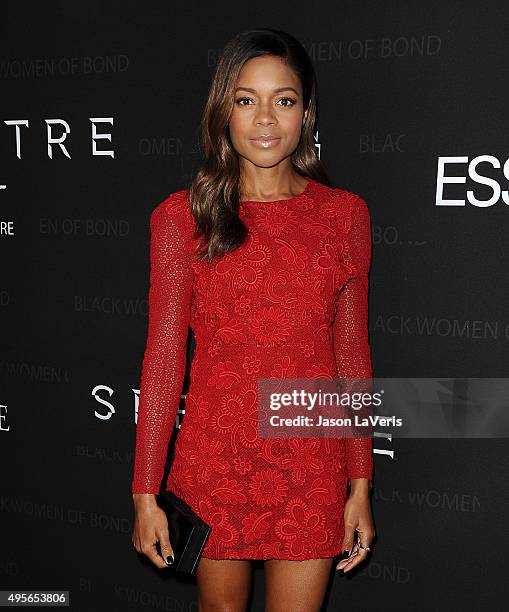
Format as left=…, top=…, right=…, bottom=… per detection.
left=132, top=493, right=175, bottom=569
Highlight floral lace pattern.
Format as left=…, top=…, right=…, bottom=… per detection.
left=132, top=179, right=374, bottom=560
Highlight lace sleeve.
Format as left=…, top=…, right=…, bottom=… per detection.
left=132, top=198, right=193, bottom=494
left=333, top=195, right=374, bottom=481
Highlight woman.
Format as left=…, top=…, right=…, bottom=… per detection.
left=132, top=28, right=375, bottom=611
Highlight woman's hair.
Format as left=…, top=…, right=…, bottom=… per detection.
left=189, top=27, right=333, bottom=263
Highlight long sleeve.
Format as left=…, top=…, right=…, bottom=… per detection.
left=333, top=195, right=374, bottom=480
left=132, top=200, right=193, bottom=494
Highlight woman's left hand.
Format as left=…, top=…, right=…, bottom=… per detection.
left=336, top=485, right=375, bottom=573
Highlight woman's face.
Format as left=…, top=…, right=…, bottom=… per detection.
left=228, top=55, right=307, bottom=169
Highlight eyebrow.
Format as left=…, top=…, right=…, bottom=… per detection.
left=235, top=86, right=300, bottom=95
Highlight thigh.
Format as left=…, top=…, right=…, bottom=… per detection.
left=196, top=557, right=253, bottom=612
left=264, top=558, right=335, bottom=612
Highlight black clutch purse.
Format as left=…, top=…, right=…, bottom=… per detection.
left=157, top=489, right=211, bottom=574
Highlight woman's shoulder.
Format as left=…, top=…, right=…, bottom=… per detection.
left=149, top=188, right=196, bottom=233
left=152, top=187, right=191, bottom=219
left=327, top=184, right=368, bottom=211
left=147, top=189, right=200, bottom=260
left=314, top=181, right=370, bottom=229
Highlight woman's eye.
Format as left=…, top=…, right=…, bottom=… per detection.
left=277, top=97, right=297, bottom=107
left=236, top=97, right=253, bottom=106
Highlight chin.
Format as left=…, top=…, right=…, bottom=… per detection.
left=244, top=156, right=287, bottom=168
left=242, top=149, right=292, bottom=164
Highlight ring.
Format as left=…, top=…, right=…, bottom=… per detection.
left=358, top=544, right=371, bottom=552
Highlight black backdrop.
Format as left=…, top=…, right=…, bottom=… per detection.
left=1, top=1, right=509, bottom=610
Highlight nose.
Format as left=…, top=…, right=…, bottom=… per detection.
left=254, top=100, right=277, bottom=126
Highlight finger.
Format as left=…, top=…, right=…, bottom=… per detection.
left=142, top=541, right=168, bottom=570
left=341, top=549, right=369, bottom=573
left=340, top=524, right=355, bottom=558
left=336, top=525, right=358, bottom=570
left=336, top=546, right=359, bottom=570
left=342, top=539, right=372, bottom=572
left=338, top=536, right=362, bottom=571
left=341, top=530, right=374, bottom=573
left=356, top=527, right=375, bottom=553
left=355, top=525, right=372, bottom=545
left=132, top=533, right=141, bottom=554
left=158, top=527, right=175, bottom=566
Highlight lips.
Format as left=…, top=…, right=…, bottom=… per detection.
left=250, top=135, right=281, bottom=148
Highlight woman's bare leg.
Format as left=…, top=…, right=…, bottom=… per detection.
left=264, top=558, right=335, bottom=612
left=196, top=557, right=253, bottom=612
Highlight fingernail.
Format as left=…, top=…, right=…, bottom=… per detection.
left=165, top=555, right=174, bottom=565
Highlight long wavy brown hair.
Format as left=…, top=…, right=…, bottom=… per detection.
left=189, top=28, right=333, bottom=263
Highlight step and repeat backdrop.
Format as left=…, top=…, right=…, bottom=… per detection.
left=1, top=1, right=508, bottom=610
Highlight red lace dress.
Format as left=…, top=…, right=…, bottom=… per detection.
left=132, top=178, right=374, bottom=560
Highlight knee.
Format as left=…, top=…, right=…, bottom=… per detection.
left=198, top=591, right=247, bottom=612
